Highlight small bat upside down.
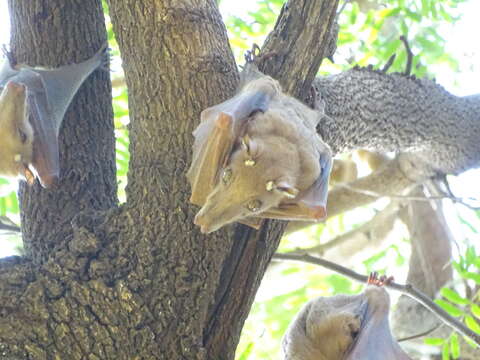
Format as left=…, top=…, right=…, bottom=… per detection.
left=282, top=272, right=412, bottom=360
left=187, top=62, right=332, bottom=233
left=0, top=44, right=107, bottom=187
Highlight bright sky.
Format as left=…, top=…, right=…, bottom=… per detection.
left=0, top=1, right=479, bottom=257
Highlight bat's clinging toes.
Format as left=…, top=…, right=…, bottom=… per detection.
left=0, top=44, right=108, bottom=187
left=187, top=61, right=332, bottom=233
left=282, top=272, right=412, bottom=360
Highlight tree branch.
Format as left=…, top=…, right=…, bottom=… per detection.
left=9, top=0, right=115, bottom=264
left=315, top=68, right=480, bottom=174
left=326, top=157, right=415, bottom=218
left=273, top=253, right=480, bottom=347
left=259, top=0, right=340, bottom=99
left=286, top=201, right=399, bottom=259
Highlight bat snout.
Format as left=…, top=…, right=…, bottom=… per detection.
left=194, top=213, right=213, bottom=234
left=37, top=172, right=59, bottom=188
left=5, top=81, right=26, bottom=95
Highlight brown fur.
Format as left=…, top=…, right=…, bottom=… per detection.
left=0, top=82, right=32, bottom=181
left=283, top=279, right=411, bottom=360
left=188, top=72, right=332, bottom=234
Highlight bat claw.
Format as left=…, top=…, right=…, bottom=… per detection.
left=215, top=113, right=233, bottom=130
left=6, top=81, right=25, bottom=94
left=367, top=272, right=393, bottom=287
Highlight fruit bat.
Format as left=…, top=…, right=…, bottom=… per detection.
left=0, top=44, right=107, bottom=188
left=282, top=273, right=412, bottom=360
left=187, top=63, right=332, bottom=234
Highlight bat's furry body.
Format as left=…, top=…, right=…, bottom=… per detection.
left=0, top=45, right=107, bottom=187
left=188, top=63, right=332, bottom=233
left=282, top=274, right=411, bottom=360
left=0, top=82, right=32, bottom=182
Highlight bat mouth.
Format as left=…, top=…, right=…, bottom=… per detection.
left=193, top=211, right=228, bottom=234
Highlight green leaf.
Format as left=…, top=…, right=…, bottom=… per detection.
left=349, top=3, right=358, bottom=24
left=424, top=337, right=445, bottom=346
left=281, top=267, right=300, bottom=275
left=435, top=299, right=464, bottom=317
left=465, top=246, right=477, bottom=265
left=420, top=0, right=429, bottom=16
left=441, top=288, right=470, bottom=306
left=237, top=342, right=254, bottom=360
left=463, top=272, right=480, bottom=285
left=450, top=333, right=460, bottom=358
left=405, top=9, right=422, bottom=22
left=442, top=340, right=450, bottom=360
left=465, top=316, right=480, bottom=334
left=471, top=304, right=480, bottom=319
left=325, top=274, right=355, bottom=294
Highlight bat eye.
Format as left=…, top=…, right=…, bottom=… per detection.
left=18, top=129, right=28, bottom=144
left=222, top=168, right=232, bottom=185
left=246, top=199, right=262, bottom=212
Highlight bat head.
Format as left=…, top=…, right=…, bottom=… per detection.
left=282, top=277, right=411, bottom=360
left=0, top=81, right=36, bottom=184
left=194, top=133, right=303, bottom=234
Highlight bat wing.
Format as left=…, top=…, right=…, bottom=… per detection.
left=343, top=286, right=412, bottom=360
left=30, top=44, right=107, bottom=135
left=187, top=88, right=275, bottom=206
left=259, top=150, right=332, bottom=222
left=344, top=311, right=412, bottom=360
left=27, top=88, right=60, bottom=187
left=2, top=45, right=107, bottom=187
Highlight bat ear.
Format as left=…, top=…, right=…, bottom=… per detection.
left=241, top=134, right=259, bottom=161
left=188, top=80, right=278, bottom=207
left=241, top=135, right=252, bottom=153
left=275, top=181, right=299, bottom=199
left=257, top=151, right=332, bottom=222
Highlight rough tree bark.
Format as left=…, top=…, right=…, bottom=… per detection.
left=1, top=0, right=479, bottom=360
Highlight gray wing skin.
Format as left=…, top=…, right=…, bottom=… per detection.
left=0, top=45, right=107, bottom=187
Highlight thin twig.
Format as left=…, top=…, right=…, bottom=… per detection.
left=397, top=323, right=442, bottom=343
left=286, top=202, right=399, bottom=253
left=0, top=216, right=21, bottom=233
left=381, top=53, right=396, bottom=73
left=400, top=35, right=413, bottom=76
left=272, top=252, right=480, bottom=347
left=337, top=0, right=351, bottom=16
left=335, top=183, right=480, bottom=206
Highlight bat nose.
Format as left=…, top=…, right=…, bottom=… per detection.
left=194, top=213, right=211, bottom=234
left=38, top=173, right=59, bottom=188
left=6, top=81, right=25, bottom=95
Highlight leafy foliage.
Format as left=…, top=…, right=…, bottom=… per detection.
left=428, top=247, right=480, bottom=359
left=0, top=1, right=478, bottom=359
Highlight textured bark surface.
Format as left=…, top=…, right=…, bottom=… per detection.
left=1, top=0, right=480, bottom=359
left=9, top=0, right=116, bottom=265
left=315, top=69, right=480, bottom=175
left=0, top=0, right=338, bottom=358
left=259, top=0, right=339, bottom=99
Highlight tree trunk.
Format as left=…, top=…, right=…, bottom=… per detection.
left=0, top=0, right=338, bottom=358
left=1, top=0, right=480, bottom=359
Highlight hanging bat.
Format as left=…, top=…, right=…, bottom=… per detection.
left=187, top=62, right=332, bottom=234
left=282, top=272, right=412, bottom=360
left=0, top=44, right=108, bottom=188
